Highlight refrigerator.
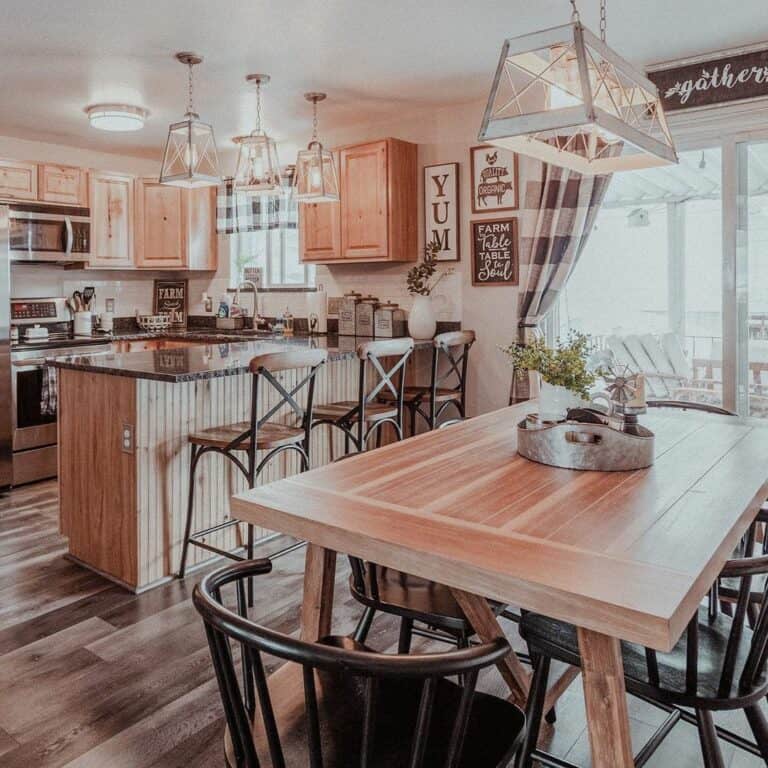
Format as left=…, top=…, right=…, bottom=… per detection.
left=0, top=205, right=11, bottom=490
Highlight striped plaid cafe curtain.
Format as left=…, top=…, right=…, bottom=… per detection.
left=216, top=175, right=298, bottom=235
left=509, top=158, right=614, bottom=403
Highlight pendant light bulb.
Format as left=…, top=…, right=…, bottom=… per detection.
left=293, top=92, right=340, bottom=203
left=159, top=52, right=222, bottom=188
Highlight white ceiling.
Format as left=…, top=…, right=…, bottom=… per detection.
left=0, top=0, right=765, bottom=163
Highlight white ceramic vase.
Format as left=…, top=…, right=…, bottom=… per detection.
left=539, top=380, right=581, bottom=422
left=408, top=295, right=437, bottom=340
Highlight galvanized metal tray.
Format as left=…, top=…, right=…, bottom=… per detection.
left=517, top=416, right=654, bottom=472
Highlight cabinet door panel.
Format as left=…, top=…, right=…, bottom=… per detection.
left=340, top=141, right=388, bottom=259
left=39, top=164, right=88, bottom=205
left=187, top=187, right=217, bottom=270
left=89, top=173, right=134, bottom=268
left=299, top=200, right=341, bottom=261
left=135, top=181, right=186, bottom=268
left=0, top=160, right=37, bottom=200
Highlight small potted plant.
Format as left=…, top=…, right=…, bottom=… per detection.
left=500, top=332, right=599, bottom=421
left=406, top=240, right=454, bottom=339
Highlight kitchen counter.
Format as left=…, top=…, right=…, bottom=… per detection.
left=50, top=333, right=432, bottom=383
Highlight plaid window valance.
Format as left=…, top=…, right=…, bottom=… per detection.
left=216, top=176, right=297, bottom=235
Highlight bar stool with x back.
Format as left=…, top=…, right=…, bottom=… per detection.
left=310, top=337, right=414, bottom=455
left=177, top=348, right=328, bottom=587
left=379, top=330, right=475, bottom=435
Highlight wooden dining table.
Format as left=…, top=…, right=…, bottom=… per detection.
left=231, top=402, right=768, bottom=767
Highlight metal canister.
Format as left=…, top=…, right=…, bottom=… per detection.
left=338, top=291, right=362, bottom=335
left=374, top=301, right=407, bottom=338
left=355, top=295, right=379, bottom=337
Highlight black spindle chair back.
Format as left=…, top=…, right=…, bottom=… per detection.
left=194, top=560, right=525, bottom=768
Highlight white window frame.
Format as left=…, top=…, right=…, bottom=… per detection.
left=231, top=227, right=314, bottom=290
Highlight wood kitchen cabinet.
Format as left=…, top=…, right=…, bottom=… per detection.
left=299, top=138, right=417, bottom=264
left=38, top=163, right=88, bottom=206
left=134, top=179, right=217, bottom=270
left=0, top=159, right=38, bottom=200
left=89, top=172, right=134, bottom=268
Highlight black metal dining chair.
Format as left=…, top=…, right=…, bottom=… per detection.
left=193, top=559, right=527, bottom=768
left=379, top=330, right=475, bottom=435
left=311, top=337, right=414, bottom=455
left=517, top=521, right=768, bottom=768
left=178, top=348, right=328, bottom=582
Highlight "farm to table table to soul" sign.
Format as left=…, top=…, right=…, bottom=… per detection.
left=471, top=218, right=519, bottom=287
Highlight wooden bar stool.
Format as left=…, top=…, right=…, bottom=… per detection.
left=380, top=330, right=474, bottom=435
left=311, top=337, right=414, bottom=454
left=177, top=348, right=328, bottom=581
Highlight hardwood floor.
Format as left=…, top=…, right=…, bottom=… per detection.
left=0, top=479, right=764, bottom=767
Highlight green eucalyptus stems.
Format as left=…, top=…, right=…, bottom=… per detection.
left=406, top=240, right=454, bottom=296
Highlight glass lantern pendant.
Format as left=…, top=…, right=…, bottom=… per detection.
left=159, top=53, right=221, bottom=188
left=294, top=93, right=340, bottom=203
left=233, top=74, right=282, bottom=197
left=478, top=0, right=678, bottom=175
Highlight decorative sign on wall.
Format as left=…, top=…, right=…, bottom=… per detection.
left=470, top=145, right=519, bottom=214
left=423, top=162, right=460, bottom=261
left=154, top=279, right=188, bottom=328
left=471, top=218, right=519, bottom=287
left=648, top=44, right=768, bottom=112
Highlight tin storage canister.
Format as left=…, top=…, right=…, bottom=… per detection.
left=355, top=295, right=379, bottom=337
left=339, top=291, right=362, bottom=336
left=374, top=302, right=407, bottom=338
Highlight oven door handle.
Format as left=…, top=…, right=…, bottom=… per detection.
left=13, top=359, right=48, bottom=369
left=64, top=216, right=73, bottom=255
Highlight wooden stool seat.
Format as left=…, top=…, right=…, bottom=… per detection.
left=379, top=385, right=461, bottom=404
left=313, top=400, right=399, bottom=422
left=188, top=421, right=306, bottom=451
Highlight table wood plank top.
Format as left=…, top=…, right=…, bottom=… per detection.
left=231, top=402, right=768, bottom=652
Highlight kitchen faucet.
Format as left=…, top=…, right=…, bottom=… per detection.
left=233, top=280, right=266, bottom=329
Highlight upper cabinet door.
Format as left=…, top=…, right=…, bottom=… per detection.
left=0, top=159, right=38, bottom=200
left=186, top=187, right=217, bottom=271
left=299, top=200, right=341, bottom=261
left=89, top=173, right=134, bottom=268
left=340, top=140, right=389, bottom=260
left=135, top=180, right=187, bottom=268
left=39, top=163, right=88, bottom=206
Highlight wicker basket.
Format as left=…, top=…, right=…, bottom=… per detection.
left=135, top=313, right=172, bottom=332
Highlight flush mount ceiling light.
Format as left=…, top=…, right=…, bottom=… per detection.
left=293, top=93, right=340, bottom=203
left=478, top=0, right=678, bottom=175
left=233, top=74, right=283, bottom=197
left=159, top=52, right=221, bottom=188
left=85, top=104, right=148, bottom=132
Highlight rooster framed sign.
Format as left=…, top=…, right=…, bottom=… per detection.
left=469, top=145, right=519, bottom=214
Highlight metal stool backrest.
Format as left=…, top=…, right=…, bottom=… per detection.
left=224, top=348, right=328, bottom=460
left=193, top=560, right=513, bottom=768
left=646, top=522, right=768, bottom=702
left=352, top=337, right=414, bottom=424
left=647, top=399, right=736, bottom=416
left=429, top=331, right=475, bottom=416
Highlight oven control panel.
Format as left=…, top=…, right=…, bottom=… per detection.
left=12, top=302, right=57, bottom=321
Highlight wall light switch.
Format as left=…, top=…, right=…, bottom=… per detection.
left=105, top=297, right=116, bottom=313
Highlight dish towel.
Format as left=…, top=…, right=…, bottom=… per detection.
left=41, top=364, right=58, bottom=416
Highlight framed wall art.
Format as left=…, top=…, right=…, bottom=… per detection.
left=423, top=162, right=460, bottom=261
left=470, top=218, right=519, bottom=287
left=154, top=278, right=188, bottom=328
left=470, top=145, right=519, bottom=214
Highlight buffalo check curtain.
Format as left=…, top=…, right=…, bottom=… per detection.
left=510, top=151, right=616, bottom=403
left=216, top=173, right=297, bottom=235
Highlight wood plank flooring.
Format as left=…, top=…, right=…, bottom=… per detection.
left=0, top=479, right=764, bottom=767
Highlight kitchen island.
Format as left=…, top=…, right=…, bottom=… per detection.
left=52, top=334, right=428, bottom=591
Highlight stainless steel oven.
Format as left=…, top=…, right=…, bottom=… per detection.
left=8, top=202, right=90, bottom=264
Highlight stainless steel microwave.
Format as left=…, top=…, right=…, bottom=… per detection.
left=7, top=202, right=90, bottom=263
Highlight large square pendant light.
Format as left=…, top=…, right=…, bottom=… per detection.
left=478, top=0, right=677, bottom=174
left=159, top=52, right=221, bottom=188
left=233, top=74, right=283, bottom=197
left=294, top=93, right=339, bottom=203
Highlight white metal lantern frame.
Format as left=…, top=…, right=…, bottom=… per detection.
left=478, top=22, right=678, bottom=174
left=159, top=52, right=221, bottom=188
left=233, top=74, right=283, bottom=197
left=293, top=92, right=340, bottom=203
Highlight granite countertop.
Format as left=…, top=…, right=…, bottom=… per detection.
left=49, top=333, right=430, bottom=383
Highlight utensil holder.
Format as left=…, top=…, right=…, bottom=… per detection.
left=74, top=311, right=93, bottom=337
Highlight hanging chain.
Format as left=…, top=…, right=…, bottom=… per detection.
left=186, top=61, right=195, bottom=115
left=255, top=80, right=263, bottom=134
left=569, top=0, right=580, bottom=22
left=600, top=0, right=607, bottom=41
left=311, top=98, right=318, bottom=142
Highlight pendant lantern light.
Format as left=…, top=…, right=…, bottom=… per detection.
left=293, top=93, right=339, bottom=203
left=233, top=74, right=283, bottom=196
left=478, top=0, right=678, bottom=174
left=159, top=52, right=221, bottom=188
